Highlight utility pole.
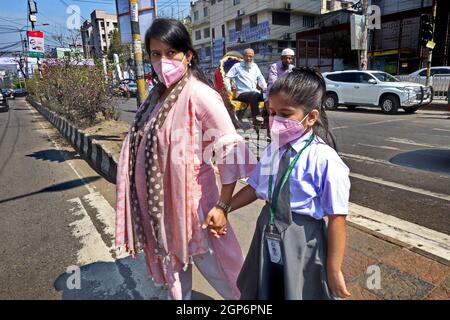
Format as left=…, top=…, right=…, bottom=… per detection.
left=360, top=0, right=369, bottom=70
left=128, top=0, right=147, bottom=106
left=426, top=0, right=438, bottom=87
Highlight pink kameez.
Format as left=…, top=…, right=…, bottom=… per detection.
left=116, top=76, right=256, bottom=299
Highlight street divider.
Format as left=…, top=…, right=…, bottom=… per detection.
left=27, top=96, right=118, bottom=183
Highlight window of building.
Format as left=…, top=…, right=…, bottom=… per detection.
left=100, top=20, right=104, bottom=27
left=250, top=14, right=258, bottom=28
left=235, top=19, right=242, bottom=32
left=195, top=30, right=201, bottom=40
left=303, top=16, right=315, bottom=28
left=204, top=7, right=209, bottom=17
left=272, top=12, right=290, bottom=26
left=212, top=28, right=215, bottom=39
left=222, top=25, right=225, bottom=38
left=113, top=23, right=117, bottom=28
left=107, top=22, right=110, bottom=27
left=194, top=11, right=199, bottom=21
left=342, top=3, right=349, bottom=9
left=203, top=28, right=210, bottom=38
left=211, top=0, right=216, bottom=4
left=205, top=46, right=211, bottom=57
left=326, top=0, right=332, bottom=11
left=233, top=0, right=240, bottom=5
left=277, top=41, right=288, bottom=53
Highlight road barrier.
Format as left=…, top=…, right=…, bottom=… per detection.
left=397, top=75, right=449, bottom=100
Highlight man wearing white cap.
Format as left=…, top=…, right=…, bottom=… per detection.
left=267, top=48, right=295, bottom=92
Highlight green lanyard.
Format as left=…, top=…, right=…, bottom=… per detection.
left=268, top=134, right=315, bottom=226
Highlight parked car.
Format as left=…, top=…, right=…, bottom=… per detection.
left=14, top=88, right=28, bottom=97
left=323, top=70, right=432, bottom=114
left=0, top=90, right=9, bottom=112
left=1, top=88, right=15, bottom=99
left=409, top=66, right=450, bottom=77
left=407, top=66, right=450, bottom=99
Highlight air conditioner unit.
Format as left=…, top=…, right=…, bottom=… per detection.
left=237, top=9, right=245, bottom=17
left=283, top=32, right=291, bottom=40
left=284, top=2, right=292, bottom=10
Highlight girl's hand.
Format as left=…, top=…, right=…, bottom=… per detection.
left=327, top=269, right=351, bottom=299
left=202, top=206, right=228, bottom=238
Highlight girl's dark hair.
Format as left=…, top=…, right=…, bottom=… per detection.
left=269, top=67, right=337, bottom=149
left=144, top=18, right=210, bottom=87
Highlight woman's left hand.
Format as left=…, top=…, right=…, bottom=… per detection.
left=202, top=206, right=228, bottom=238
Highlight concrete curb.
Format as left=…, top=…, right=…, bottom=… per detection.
left=27, top=96, right=117, bottom=184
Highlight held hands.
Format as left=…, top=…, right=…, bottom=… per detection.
left=327, top=269, right=352, bottom=299
left=202, top=206, right=228, bottom=239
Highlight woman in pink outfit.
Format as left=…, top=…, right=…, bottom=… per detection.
left=115, top=18, right=256, bottom=300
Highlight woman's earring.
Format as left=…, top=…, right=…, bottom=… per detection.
left=188, top=61, right=192, bottom=67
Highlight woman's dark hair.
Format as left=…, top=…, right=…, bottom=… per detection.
left=269, top=67, right=337, bottom=149
left=145, top=18, right=210, bottom=87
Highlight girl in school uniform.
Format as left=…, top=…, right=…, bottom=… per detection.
left=203, top=67, right=352, bottom=300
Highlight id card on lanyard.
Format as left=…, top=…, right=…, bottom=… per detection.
left=265, top=134, right=315, bottom=265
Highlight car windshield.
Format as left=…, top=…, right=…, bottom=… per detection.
left=371, top=72, right=400, bottom=82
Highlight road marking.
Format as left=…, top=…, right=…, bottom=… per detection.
left=349, top=172, right=450, bottom=202
left=339, top=152, right=393, bottom=166
left=27, top=101, right=126, bottom=258
left=67, top=197, right=115, bottom=264
left=348, top=203, right=450, bottom=263
left=433, top=128, right=450, bottom=133
left=332, top=118, right=407, bottom=130
left=356, top=143, right=402, bottom=151
left=386, top=137, right=450, bottom=149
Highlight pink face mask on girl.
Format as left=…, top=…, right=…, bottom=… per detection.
left=269, top=114, right=310, bottom=147
left=153, top=55, right=187, bottom=87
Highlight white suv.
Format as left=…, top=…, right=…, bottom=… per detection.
left=323, top=70, right=432, bottom=114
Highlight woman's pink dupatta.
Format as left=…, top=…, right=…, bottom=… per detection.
left=116, top=77, right=250, bottom=298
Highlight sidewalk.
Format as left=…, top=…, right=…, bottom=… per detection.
left=192, top=180, right=450, bottom=300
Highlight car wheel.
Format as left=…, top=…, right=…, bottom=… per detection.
left=324, top=93, right=339, bottom=110
left=346, top=105, right=356, bottom=111
left=404, top=107, right=419, bottom=114
left=380, top=94, right=399, bottom=114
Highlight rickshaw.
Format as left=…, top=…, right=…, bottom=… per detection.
left=213, top=51, right=266, bottom=130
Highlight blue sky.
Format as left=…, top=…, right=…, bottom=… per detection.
left=0, top=0, right=190, bottom=52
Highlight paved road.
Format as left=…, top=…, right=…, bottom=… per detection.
left=1, top=98, right=448, bottom=300
left=118, top=97, right=450, bottom=234
left=0, top=98, right=164, bottom=299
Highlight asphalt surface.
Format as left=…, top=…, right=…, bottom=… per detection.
left=1, top=97, right=448, bottom=299
left=0, top=98, right=163, bottom=299
left=118, top=97, right=450, bottom=234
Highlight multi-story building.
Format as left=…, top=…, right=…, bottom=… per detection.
left=191, top=0, right=212, bottom=70
left=321, top=0, right=352, bottom=14
left=295, top=0, right=450, bottom=74
left=81, top=10, right=118, bottom=59
left=81, top=20, right=93, bottom=59
left=191, top=0, right=335, bottom=73
left=51, top=47, right=83, bottom=60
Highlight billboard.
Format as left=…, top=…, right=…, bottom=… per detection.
left=117, top=0, right=155, bottom=44
left=27, top=30, right=44, bottom=58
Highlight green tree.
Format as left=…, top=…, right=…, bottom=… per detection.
left=107, top=29, right=127, bottom=63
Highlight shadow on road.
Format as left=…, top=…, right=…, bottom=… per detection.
left=26, top=149, right=80, bottom=163
left=390, top=149, right=450, bottom=176
left=0, top=176, right=100, bottom=204
left=53, top=252, right=215, bottom=300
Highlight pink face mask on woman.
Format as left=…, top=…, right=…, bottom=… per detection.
left=269, top=114, right=310, bottom=147
left=153, top=55, right=187, bottom=87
